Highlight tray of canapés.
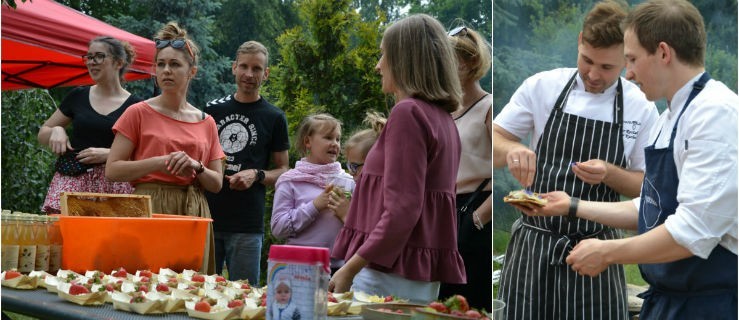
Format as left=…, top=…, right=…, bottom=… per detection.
left=358, top=294, right=490, bottom=320
left=2, top=267, right=265, bottom=319
left=2, top=268, right=424, bottom=319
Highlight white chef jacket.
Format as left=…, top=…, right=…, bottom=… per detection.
left=632, top=73, right=739, bottom=257
left=495, top=68, right=659, bottom=171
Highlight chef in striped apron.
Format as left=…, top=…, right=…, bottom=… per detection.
left=523, top=1, right=738, bottom=319
left=492, top=1, right=658, bottom=319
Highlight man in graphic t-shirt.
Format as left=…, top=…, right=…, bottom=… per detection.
left=205, top=41, right=290, bottom=284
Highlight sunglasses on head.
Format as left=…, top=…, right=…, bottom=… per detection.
left=155, top=38, right=194, bottom=59
left=346, top=161, right=364, bottom=175
left=448, top=26, right=468, bottom=37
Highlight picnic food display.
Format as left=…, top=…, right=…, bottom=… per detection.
left=2, top=263, right=427, bottom=320
left=1, top=208, right=466, bottom=320
left=416, top=295, right=490, bottom=320
left=503, top=189, right=548, bottom=207
left=361, top=303, right=425, bottom=320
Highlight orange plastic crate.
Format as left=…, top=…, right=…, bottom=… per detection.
left=59, top=214, right=211, bottom=274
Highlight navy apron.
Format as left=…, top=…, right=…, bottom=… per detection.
left=498, top=73, right=629, bottom=320
left=637, top=72, right=737, bottom=319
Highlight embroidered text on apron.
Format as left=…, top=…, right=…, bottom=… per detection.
left=499, top=73, right=629, bottom=320
left=637, top=72, right=737, bottom=319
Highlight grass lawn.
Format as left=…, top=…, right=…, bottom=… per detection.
left=4, top=312, right=36, bottom=320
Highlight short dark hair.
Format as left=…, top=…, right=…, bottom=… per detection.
left=622, top=0, right=705, bottom=67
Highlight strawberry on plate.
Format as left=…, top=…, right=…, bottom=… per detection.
left=112, top=267, right=128, bottom=278
left=228, top=299, right=244, bottom=309
left=194, top=300, right=211, bottom=313
left=4, top=270, right=22, bottom=280
left=444, top=294, right=470, bottom=313
left=137, top=270, right=153, bottom=278
left=69, top=283, right=91, bottom=295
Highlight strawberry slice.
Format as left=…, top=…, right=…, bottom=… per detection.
left=228, top=299, right=244, bottom=308
left=191, top=274, right=205, bottom=282
left=194, top=300, right=211, bottom=312
left=328, top=292, right=338, bottom=303
left=156, top=283, right=170, bottom=292
left=138, top=270, right=153, bottom=278
left=428, top=301, right=448, bottom=313
left=4, top=270, right=22, bottom=280
left=112, top=267, right=128, bottom=278
left=69, top=283, right=91, bottom=295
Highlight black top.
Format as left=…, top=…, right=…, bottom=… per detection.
left=58, top=86, right=142, bottom=150
left=204, top=95, right=290, bottom=233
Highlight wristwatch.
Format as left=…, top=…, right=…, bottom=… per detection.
left=195, top=161, right=205, bottom=175
left=568, top=197, right=580, bottom=222
left=255, top=169, right=265, bottom=183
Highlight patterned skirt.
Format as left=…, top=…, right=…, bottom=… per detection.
left=42, top=165, right=133, bottom=214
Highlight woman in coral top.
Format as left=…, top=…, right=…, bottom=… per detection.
left=106, top=22, right=225, bottom=274
left=329, top=14, right=466, bottom=303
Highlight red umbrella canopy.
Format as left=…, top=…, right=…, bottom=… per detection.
left=1, top=0, right=155, bottom=90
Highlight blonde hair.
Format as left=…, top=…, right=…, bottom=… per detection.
left=154, top=21, right=200, bottom=66
left=235, top=41, right=269, bottom=66
left=344, top=112, right=387, bottom=159
left=382, top=14, right=462, bottom=113
left=448, top=27, right=491, bottom=82
left=294, top=113, right=342, bottom=156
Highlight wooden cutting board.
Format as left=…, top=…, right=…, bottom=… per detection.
left=60, top=192, right=152, bottom=217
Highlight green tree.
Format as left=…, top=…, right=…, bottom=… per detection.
left=270, top=0, right=387, bottom=135
left=1, top=90, right=57, bottom=213
left=101, top=0, right=233, bottom=108
left=211, top=0, right=300, bottom=67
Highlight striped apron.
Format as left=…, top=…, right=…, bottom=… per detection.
left=498, top=73, right=629, bottom=320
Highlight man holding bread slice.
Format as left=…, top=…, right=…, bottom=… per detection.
left=522, top=1, right=738, bottom=318
left=492, top=1, right=659, bottom=318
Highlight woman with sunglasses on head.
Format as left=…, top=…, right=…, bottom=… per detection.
left=38, top=36, right=142, bottom=214
left=106, top=22, right=225, bottom=274
left=329, top=14, right=466, bottom=304
left=438, top=25, right=492, bottom=311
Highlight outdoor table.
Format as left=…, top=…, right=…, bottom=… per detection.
left=1, top=287, right=362, bottom=320
left=1, top=287, right=193, bottom=320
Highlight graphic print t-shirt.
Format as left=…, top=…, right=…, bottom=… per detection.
left=204, top=95, right=290, bottom=233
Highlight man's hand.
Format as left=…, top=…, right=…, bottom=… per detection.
left=226, top=169, right=258, bottom=190
left=514, top=191, right=571, bottom=217
left=566, top=238, right=612, bottom=277
left=571, top=159, right=608, bottom=185
left=507, top=146, right=537, bottom=187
